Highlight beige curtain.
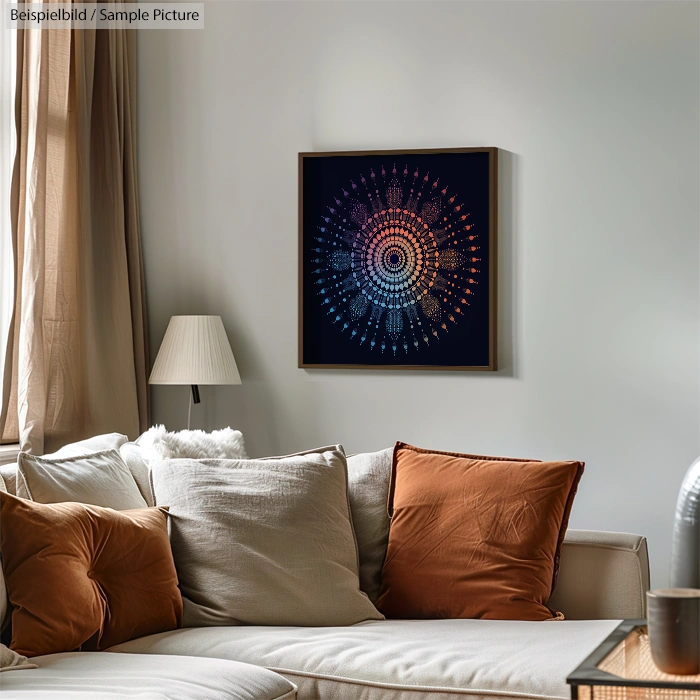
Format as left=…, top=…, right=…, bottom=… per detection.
left=1, top=11, right=149, bottom=453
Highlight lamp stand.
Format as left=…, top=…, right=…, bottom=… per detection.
left=187, top=384, right=201, bottom=430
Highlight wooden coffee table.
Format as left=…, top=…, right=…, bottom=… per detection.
left=567, top=619, right=700, bottom=699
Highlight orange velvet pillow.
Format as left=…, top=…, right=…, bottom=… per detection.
left=0, top=492, right=182, bottom=657
left=376, top=443, right=584, bottom=621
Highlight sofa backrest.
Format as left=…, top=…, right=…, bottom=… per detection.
left=0, top=444, right=651, bottom=621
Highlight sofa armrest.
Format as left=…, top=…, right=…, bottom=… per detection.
left=547, top=529, right=650, bottom=620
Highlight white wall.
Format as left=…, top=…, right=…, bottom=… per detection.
left=137, top=1, right=700, bottom=588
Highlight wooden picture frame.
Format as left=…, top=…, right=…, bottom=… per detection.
left=299, top=147, right=498, bottom=371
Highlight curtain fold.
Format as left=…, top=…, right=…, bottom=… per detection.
left=1, top=5, right=148, bottom=453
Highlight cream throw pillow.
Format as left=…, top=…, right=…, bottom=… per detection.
left=17, top=450, right=147, bottom=510
left=347, top=448, right=393, bottom=602
left=151, top=446, right=383, bottom=627
left=0, top=433, right=129, bottom=497
left=0, top=644, right=37, bottom=672
left=44, top=432, right=129, bottom=459
left=119, top=442, right=155, bottom=506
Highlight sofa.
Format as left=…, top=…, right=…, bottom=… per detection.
left=0, top=434, right=650, bottom=700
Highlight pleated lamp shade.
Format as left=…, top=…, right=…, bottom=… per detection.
left=149, top=316, right=241, bottom=385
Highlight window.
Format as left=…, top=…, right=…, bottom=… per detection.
left=0, top=20, right=16, bottom=400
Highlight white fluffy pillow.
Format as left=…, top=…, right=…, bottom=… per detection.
left=139, top=425, right=247, bottom=461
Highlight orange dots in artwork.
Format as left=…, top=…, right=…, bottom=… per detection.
left=309, top=161, right=487, bottom=358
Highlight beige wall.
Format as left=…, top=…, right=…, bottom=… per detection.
left=137, top=1, right=700, bottom=587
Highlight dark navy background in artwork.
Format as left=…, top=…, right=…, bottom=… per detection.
left=301, top=150, right=493, bottom=367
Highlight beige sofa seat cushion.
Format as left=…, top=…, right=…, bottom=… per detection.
left=110, top=618, right=619, bottom=700
left=1, top=652, right=296, bottom=700
left=151, top=446, right=382, bottom=627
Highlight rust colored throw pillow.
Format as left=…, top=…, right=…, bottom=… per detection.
left=376, top=443, right=584, bottom=621
left=0, top=492, right=182, bottom=657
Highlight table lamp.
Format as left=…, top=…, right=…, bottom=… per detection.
left=149, top=315, right=241, bottom=429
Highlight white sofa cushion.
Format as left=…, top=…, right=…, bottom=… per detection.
left=16, top=449, right=147, bottom=509
left=151, top=446, right=383, bottom=627
left=0, top=433, right=129, bottom=497
left=44, top=433, right=129, bottom=459
left=347, top=448, right=393, bottom=602
left=110, top=618, right=619, bottom=700
left=1, top=652, right=296, bottom=700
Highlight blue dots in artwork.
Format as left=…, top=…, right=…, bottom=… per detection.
left=311, top=163, right=482, bottom=357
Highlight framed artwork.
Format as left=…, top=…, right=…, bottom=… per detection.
left=299, top=147, right=497, bottom=370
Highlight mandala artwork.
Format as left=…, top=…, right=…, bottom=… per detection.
left=300, top=149, right=496, bottom=369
